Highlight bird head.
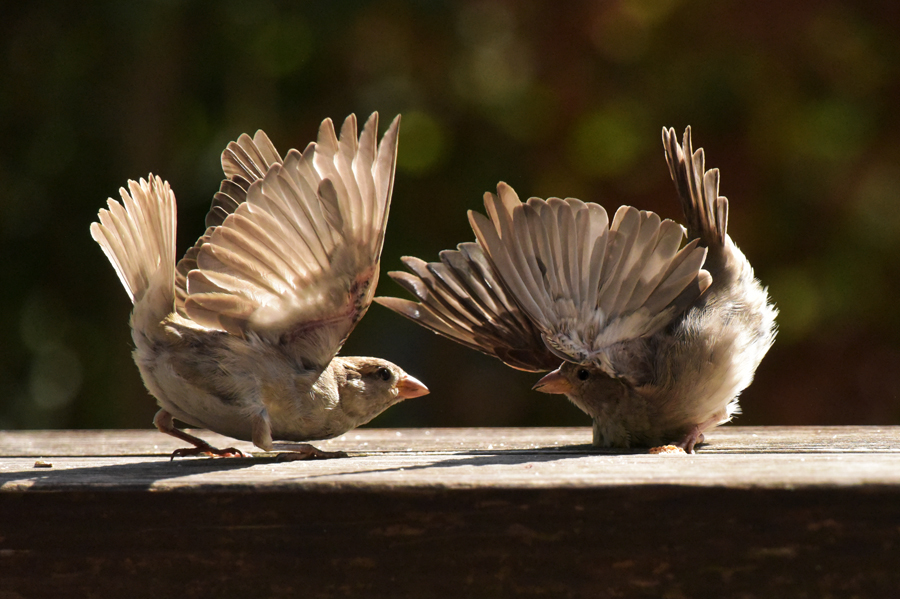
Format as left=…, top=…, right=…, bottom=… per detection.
left=532, top=362, right=622, bottom=417
left=334, top=357, right=429, bottom=423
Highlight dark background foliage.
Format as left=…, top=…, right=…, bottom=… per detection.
left=2, top=0, right=899, bottom=432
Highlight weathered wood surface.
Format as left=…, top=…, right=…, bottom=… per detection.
left=1, top=426, right=899, bottom=598
left=1, top=426, right=900, bottom=490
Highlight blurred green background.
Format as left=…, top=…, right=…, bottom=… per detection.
left=2, top=0, right=899, bottom=433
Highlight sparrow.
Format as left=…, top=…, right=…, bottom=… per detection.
left=91, top=112, right=429, bottom=459
left=376, top=127, right=776, bottom=453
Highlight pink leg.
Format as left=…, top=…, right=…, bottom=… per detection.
left=676, top=412, right=728, bottom=454
left=153, top=410, right=246, bottom=460
left=674, top=426, right=705, bottom=454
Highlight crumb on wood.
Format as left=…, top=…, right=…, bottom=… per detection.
left=33, top=459, right=53, bottom=468
left=649, top=445, right=686, bottom=455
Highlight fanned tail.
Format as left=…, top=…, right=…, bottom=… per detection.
left=662, top=126, right=729, bottom=249
left=90, top=175, right=177, bottom=331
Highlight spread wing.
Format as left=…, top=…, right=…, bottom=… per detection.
left=468, top=183, right=711, bottom=364
left=376, top=242, right=561, bottom=372
left=180, top=113, right=400, bottom=370
left=174, top=130, right=285, bottom=316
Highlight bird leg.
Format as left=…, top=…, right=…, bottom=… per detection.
left=677, top=427, right=705, bottom=453
left=153, top=409, right=247, bottom=459
left=670, top=425, right=705, bottom=454
left=250, top=412, right=347, bottom=461
left=649, top=426, right=705, bottom=455
left=673, top=412, right=729, bottom=454
left=275, top=444, right=349, bottom=462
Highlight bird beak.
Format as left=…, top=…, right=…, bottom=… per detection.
left=532, top=368, right=572, bottom=395
left=396, top=374, right=430, bottom=399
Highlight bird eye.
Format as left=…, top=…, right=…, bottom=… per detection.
left=577, top=368, right=590, bottom=381
left=376, top=367, right=392, bottom=381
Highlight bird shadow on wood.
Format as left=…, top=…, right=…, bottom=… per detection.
left=0, top=443, right=669, bottom=491
left=274, top=445, right=657, bottom=483
left=0, top=456, right=267, bottom=491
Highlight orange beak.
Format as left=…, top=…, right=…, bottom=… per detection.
left=532, top=368, right=572, bottom=395
left=396, top=374, right=430, bottom=399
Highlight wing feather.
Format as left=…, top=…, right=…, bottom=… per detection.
left=175, top=131, right=287, bottom=317
left=378, top=174, right=712, bottom=370
left=182, top=113, right=400, bottom=370
left=468, top=183, right=711, bottom=364
left=376, top=241, right=560, bottom=372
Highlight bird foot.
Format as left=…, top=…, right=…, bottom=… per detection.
left=169, top=444, right=247, bottom=460
left=275, top=444, right=349, bottom=462
left=154, top=410, right=248, bottom=460
left=648, top=427, right=706, bottom=455
left=675, top=427, right=705, bottom=454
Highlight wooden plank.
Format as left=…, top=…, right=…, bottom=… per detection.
left=1, top=427, right=899, bottom=490
left=2, top=444, right=900, bottom=491
left=1, top=427, right=899, bottom=598
left=2, top=425, right=899, bottom=456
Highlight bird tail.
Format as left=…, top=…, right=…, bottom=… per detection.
left=90, top=175, right=177, bottom=331
left=662, top=126, right=729, bottom=249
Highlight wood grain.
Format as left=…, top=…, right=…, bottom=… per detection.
left=1, top=426, right=898, bottom=598
left=3, top=424, right=899, bottom=455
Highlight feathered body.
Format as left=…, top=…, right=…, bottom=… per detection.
left=377, top=127, right=776, bottom=452
left=91, top=113, right=428, bottom=457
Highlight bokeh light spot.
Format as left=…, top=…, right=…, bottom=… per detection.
left=569, top=105, right=647, bottom=178
left=251, top=17, right=312, bottom=77
left=20, top=291, right=70, bottom=352
left=852, top=165, right=900, bottom=250
left=30, top=343, right=83, bottom=411
left=396, top=111, right=448, bottom=174
left=766, top=267, right=821, bottom=344
left=788, top=98, right=872, bottom=164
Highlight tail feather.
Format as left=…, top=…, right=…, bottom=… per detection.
left=662, top=126, right=728, bottom=248
left=90, top=175, right=176, bottom=322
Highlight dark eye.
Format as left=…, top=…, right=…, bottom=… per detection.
left=577, top=368, right=590, bottom=381
left=376, top=367, right=392, bottom=381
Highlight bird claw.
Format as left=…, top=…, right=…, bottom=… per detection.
left=169, top=445, right=247, bottom=460
left=275, top=444, right=349, bottom=462
left=674, top=427, right=705, bottom=454
left=649, top=427, right=707, bottom=455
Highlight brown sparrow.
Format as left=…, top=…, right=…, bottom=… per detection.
left=377, top=127, right=776, bottom=452
left=91, top=113, right=428, bottom=459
